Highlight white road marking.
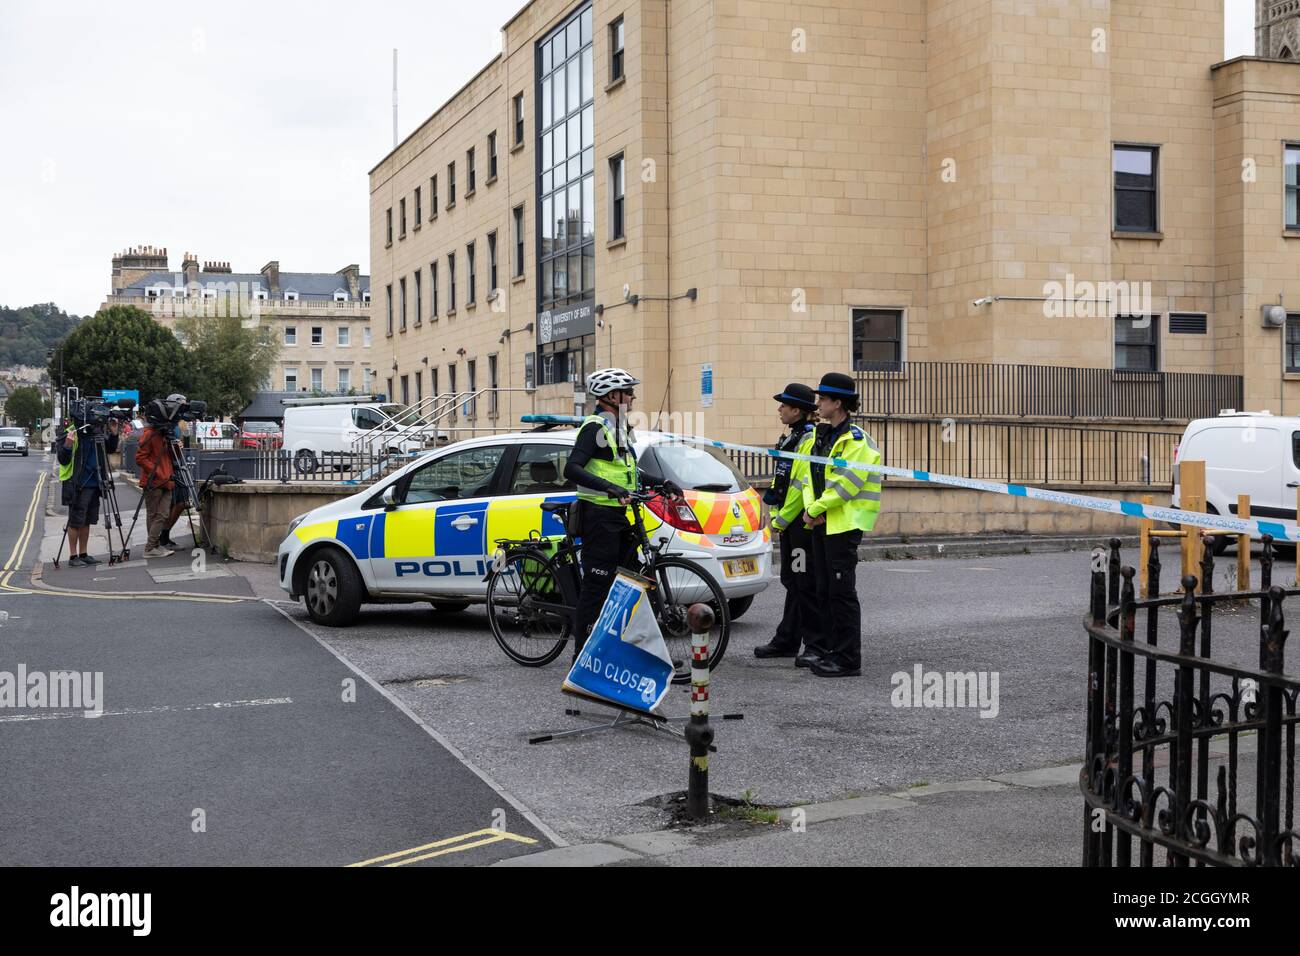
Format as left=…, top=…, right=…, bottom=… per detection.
left=0, top=696, right=293, bottom=723
left=884, top=568, right=933, bottom=574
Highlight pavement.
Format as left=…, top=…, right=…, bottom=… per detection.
left=5, top=449, right=1293, bottom=865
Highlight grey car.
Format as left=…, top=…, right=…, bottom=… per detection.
left=0, top=427, right=29, bottom=456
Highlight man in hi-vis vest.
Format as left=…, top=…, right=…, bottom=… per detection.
left=563, top=367, right=642, bottom=660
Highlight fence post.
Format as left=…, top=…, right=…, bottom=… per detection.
left=1139, top=495, right=1153, bottom=597
left=1180, top=460, right=1206, bottom=584
left=1260, top=587, right=1288, bottom=865
left=684, top=603, right=715, bottom=822
left=1084, top=547, right=1107, bottom=866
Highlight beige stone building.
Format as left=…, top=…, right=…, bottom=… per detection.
left=106, top=246, right=374, bottom=397
left=369, top=0, right=1300, bottom=447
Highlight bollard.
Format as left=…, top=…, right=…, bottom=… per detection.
left=684, top=602, right=715, bottom=821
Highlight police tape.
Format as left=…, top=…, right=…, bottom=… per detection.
left=656, top=430, right=1300, bottom=545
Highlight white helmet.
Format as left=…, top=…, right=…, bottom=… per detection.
left=585, top=367, right=640, bottom=398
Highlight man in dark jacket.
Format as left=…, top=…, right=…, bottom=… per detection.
left=57, top=418, right=120, bottom=567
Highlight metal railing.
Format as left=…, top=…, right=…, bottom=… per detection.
left=349, top=388, right=533, bottom=456
left=1083, top=536, right=1300, bottom=866
left=855, top=362, right=1242, bottom=422
left=729, top=416, right=1178, bottom=486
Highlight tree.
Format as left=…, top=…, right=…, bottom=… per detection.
left=4, top=385, right=51, bottom=428
left=0, top=303, right=81, bottom=368
left=49, top=306, right=189, bottom=404
left=174, top=312, right=280, bottom=418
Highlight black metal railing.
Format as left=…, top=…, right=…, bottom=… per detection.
left=731, top=417, right=1178, bottom=486
left=247, top=448, right=407, bottom=484
left=855, top=362, right=1242, bottom=422
left=1083, top=536, right=1300, bottom=867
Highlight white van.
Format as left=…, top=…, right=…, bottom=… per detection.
left=282, top=398, right=431, bottom=473
left=1173, top=410, right=1300, bottom=550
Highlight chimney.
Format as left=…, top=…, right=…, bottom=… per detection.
left=203, top=260, right=232, bottom=274
left=182, top=251, right=200, bottom=287
left=261, top=260, right=281, bottom=296
left=337, top=264, right=360, bottom=299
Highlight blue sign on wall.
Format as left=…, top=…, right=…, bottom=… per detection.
left=102, top=389, right=140, bottom=406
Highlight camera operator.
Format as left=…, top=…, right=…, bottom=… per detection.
left=135, top=396, right=182, bottom=559
left=57, top=416, right=121, bottom=567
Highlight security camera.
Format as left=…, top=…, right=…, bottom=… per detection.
left=622, top=283, right=631, bottom=301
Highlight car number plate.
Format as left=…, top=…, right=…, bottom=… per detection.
left=723, top=558, right=757, bottom=578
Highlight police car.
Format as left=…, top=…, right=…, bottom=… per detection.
left=278, top=416, right=773, bottom=626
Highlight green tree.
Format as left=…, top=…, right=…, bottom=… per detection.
left=48, top=305, right=189, bottom=404
left=0, top=303, right=81, bottom=368
left=175, top=312, right=280, bottom=418
left=4, top=385, right=51, bottom=428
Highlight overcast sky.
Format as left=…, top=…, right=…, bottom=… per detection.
left=0, top=0, right=1259, bottom=317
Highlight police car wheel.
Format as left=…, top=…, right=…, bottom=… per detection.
left=727, top=595, right=754, bottom=620
left=431, top=601, right=470, bottom=613
left=304, top=548, right=362, bottom=626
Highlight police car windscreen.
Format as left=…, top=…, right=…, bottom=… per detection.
left=643, top=444, right=748, bottom=492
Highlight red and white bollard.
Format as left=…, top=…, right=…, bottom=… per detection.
left=684, top=603, right=715, bottom=821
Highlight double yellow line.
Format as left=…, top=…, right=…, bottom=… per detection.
left=0, top=472, right=46, bottom=590
left=347, top=828, right=538, bottom=867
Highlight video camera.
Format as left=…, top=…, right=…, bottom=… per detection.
left=68, top=396, right=135, bottom=436
left=144, top=394, right=208, bottom=426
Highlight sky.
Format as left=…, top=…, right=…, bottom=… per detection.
left=0, top=0, right=1260, bottom=318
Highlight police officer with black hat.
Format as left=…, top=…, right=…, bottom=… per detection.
left=754, top=383, right=821, bottom=660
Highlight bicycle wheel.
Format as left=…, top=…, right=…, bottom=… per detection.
left=486, top=547, right=571, bottom=667
left=642, top=556, right=730, bottom=684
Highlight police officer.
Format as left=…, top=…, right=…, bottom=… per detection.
left=564, top=367, right=642, bottom=660
left=754, top=383, right=822, bottom=662
left=801, top=372, right=882, bottom=678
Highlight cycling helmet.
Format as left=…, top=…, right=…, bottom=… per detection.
left=585, top=367, right=641, bottom=398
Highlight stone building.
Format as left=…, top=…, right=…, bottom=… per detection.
left=105, top=248, right=374, bottom=396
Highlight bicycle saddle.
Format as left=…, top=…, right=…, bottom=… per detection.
left=539, top=501, right=572, bottom=514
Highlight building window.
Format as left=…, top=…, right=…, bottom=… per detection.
left=1287, top=145, right=1300, bottom=230
left=524, top=351, right=535, bottom=391
left=311, top=326, right=323, bottom=346
left=1286, top=315, right=1300, bottom=373
left=467, top=241, right=477, bottom=304
left=609, top=153, right=625, bottom=239
left=610, top=16, right=624, bottom=83
left=400, top=197, right=407, bottom=238
left=386, top=284, right=393, bottom=335
left=333, top=289, right=349, bottom=302
left=338, top=325, right=350, bottom=346
left=362, top=290, right=371, bottom=303
left=386, top=207, right=393, bottom=244
left=448, top=364, right=457, bottom=421
left=851, top=308, right=903, bottom=371
left=400, top=374, right=409, bottom=405
left=338, top=367, right=351, bottom=392
left=513, top=205, right=525, bottom=277
left=414, top=186, right=422, bottom=227
left=488, top=354, right=498, bottom=417
left=399, top=277, right=407, bottom=331
left=363, top=326, right=372, bottom=347
left=466, top=359, right=477, bottom=419
left=414, top=268, right=423, bottom=326
left=467, top=148, right=476, bottom=194
left=1114, top=145, right=1158, bottom=234
left=431, top=367, right=439, bottom=400
left=285, top=369, right=298, bottom=391
left=448, top=253, right=456, bottom=310
left=431, top=261, right=439, bottom=317
left=1115, top=315, right=1159, bottom=371
left=514, top=92, right=525, bottom=146
left=311, top=367, right=323, bottom=392
left=537, top=2, right=595, bottom=335
left=488, top=231, right=498, bottom=293
left=430, top=174, right=438, bottom=218
left=488, top=131, right=498, bottom=181
left=284, top=290, right=299, bottom=301
left=415, top=370, right=422, bottom=402
left=284, top=326, right=297, bottom=346
left=363, top=367, right=372, bottom=391
left=448, top=162, right=456, bottom=206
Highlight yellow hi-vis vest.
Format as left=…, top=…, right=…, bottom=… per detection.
left=803, top=423, right=882, bottom=534
left=575, top=413, right=638, bottom=508
left=58, top=429, right=77, bottom=483
left=770, top=428, right=816, bottom=533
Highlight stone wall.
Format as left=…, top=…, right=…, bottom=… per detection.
left=207, top=482, right=359, bottom=563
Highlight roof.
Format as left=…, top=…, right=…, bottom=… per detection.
left=118, top=271, right=371, bottom=300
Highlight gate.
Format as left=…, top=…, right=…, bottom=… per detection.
left=1082, top=535, right=1300, bottom=866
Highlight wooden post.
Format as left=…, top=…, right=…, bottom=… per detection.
left=1239, top=494, right=1252, bottom=592
left=1139, top=494, right=1153, bottom=597
left=1181, top=460, right=1206, bottom=584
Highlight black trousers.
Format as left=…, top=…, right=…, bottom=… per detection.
left=773, top=518, right=823, bottom=652
left=811, top=525, right=864, bottom=669
left=572, top=501, right=637, bottom=656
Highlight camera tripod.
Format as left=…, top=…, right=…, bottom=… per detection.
left=122, top=434, right=211, bottom=558
left=52, top=425, right=129, bottom=569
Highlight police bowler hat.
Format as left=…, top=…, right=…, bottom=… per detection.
left=814, top=371, right=858, bottom=398
left=772, top=382, right=817, bottom=411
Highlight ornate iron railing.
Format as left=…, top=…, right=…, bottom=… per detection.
left=1082, top=535, right=1300, bottom=867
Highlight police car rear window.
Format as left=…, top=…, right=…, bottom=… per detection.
left=641, top=444, right=748, bottom=493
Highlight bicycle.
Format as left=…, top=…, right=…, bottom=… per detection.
left=484, top=488, right=731, bottom=684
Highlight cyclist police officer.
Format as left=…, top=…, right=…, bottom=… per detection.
left=754, top=383, right=821, bottom=661
left=564, top=367, right=642, bottom=660
left=801, top=372, right=883, bottom=678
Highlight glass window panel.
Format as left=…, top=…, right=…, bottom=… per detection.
left=567, top=59, right=579, bottom=113
left=581, top=7, right=592, bottom=44
left=582, top=47, right=593, bottom=103
left=582, top=105, right=593, bottom=148
left=1287, top=147, right=1300, bottom=187
left=542, top=130, right=552, bottom=170
left=542, top=169, right=552, bottom=194
left=1288, top=190, right=1298, bottom=229
left=553, top=31, right=565, bottom=65
left=541, top=75, right=551, bottom=128
left=541, top=259, right=553, bottom=306
left=542, top=195, right=554, bottom=241
left=553, top=122, right=566, bottom=165
left=554, top=258, right=568, bottom=298
left=567, top=114, right=580, bottom=157
left=583, top=146, right=593, bottom=174
left=568, top=183, right=581, bottom=243
left=1113, top=147, right=1153, bottom=177
left=568, top=253, right=581, bottom=301
left=553, top=71, right=565, bottom=123
left=583, top=243, right=595, bottom=293
left=566, top=18, right=580, bottom=56
left=855, top=341, right=899, bottom=367
left=1115, top=191, right=1154, bottom=231
left=542, top=40, right=552, bottom=75
left=582, top=175, right=594, bottom=242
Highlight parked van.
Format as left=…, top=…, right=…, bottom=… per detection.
left=1173, top=410, right=1300, bottom=551
left=194, top=421, right=240, bottom=450
left=282, top=398, right=431, bottom=473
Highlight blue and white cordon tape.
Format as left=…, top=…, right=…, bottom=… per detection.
left=656, top=430, right=1300, bottom=545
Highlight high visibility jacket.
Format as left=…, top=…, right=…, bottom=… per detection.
left=769, top=425, right=815, bottom=533
left=803, top=423, right=882, bottom=534
left=575, top=413, right=637, bottom=508
left=57, top=429, right=78, bottom=483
